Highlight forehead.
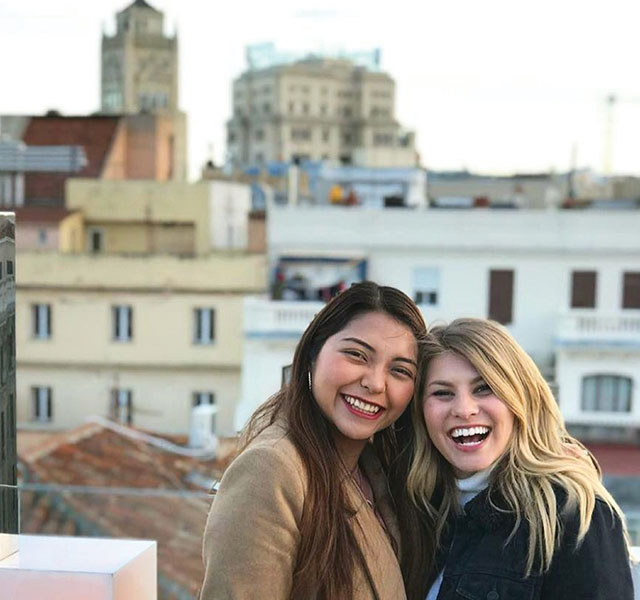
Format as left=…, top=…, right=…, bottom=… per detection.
left=426, top=352, right=479, bottom=381
left=331, top=311, right=417, bottom=356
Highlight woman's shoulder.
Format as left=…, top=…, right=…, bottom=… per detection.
left=228, top=421, right=307, bottom=488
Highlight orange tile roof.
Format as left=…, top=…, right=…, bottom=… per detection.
left=18, top=423, right=237, bottom=600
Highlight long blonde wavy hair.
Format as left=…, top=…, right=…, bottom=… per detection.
left=407, top=318, right=629, bottom=577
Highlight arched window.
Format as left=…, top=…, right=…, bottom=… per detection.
left=581, top=375, right=633, bottom=412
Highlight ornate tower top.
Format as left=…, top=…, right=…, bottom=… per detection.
left=115, top=0, right=165, bottom=37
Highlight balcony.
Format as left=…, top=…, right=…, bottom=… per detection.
left=556, top=312, right=640, bottom=349
left=244, top=297, right=323, bottom=338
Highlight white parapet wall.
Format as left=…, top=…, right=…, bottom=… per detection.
left=0, top=535, right=156, bottom=600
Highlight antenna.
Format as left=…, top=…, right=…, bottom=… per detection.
left=602, top=94, right=616, bottom=175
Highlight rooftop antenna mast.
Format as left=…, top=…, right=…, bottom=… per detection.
left=602, top=94, right=616, bottom=175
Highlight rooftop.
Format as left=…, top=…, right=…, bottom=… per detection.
left=18, top=422, right=237, bottom=600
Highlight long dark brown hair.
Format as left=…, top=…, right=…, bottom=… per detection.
left=242, top=281, right=427, bottom=600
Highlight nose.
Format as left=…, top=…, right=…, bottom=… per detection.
left=361, top=365, right=385, bottom=394
left=451, top=389, right=479, bottom=419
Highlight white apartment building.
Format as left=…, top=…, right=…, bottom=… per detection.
left=236, top=205, right=640, bottom=443
left=227, top=49, right=417, bottom=169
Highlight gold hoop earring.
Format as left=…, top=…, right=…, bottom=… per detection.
left=308, top=371, right=312, bottom=390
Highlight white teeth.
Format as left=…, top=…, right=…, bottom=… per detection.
left=343, top=395, right=381, bottom=415
left=451, top=426, right=490, bottom=438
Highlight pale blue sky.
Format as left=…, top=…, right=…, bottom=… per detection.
left=2, top=0, right=640, bottom=180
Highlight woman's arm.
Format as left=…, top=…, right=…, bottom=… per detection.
left=199, top=441, right=305, bottom=600
left=542, top=499, right=634, bottom=599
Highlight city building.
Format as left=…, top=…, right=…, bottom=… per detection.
left=0, top=215, right=17, bottom=533
left=0, top=113, right=188, bottom=208
left=226, top=44, right=418, bottom=169
left=14, top=207, right=83, bottom=252
left=238, top=204, right=640, bottom=445
left=16, top=250, right=266, bottom=436
left=101, top=0, right=179, bottom=115
left=66, top=179, right=251, bottom=254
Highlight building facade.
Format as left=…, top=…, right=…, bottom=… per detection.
left=16, top=251, right=266, bottom=436
left=237, top=205, right=640, bottom=444
left=0, top=215, right=17, bottom=533
left=227, top=50, right=417, bottom=169
left=66, top=179, right=251, bottom=255
left=101, top=0, right=178, bottom=115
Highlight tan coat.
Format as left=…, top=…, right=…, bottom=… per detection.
left=200, top=422, right=407, bottom=600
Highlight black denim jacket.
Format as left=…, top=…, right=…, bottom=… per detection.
left=431, top=488, right=634, bottom=600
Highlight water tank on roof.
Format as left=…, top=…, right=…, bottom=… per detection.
left=189, top=404, right=218, bottom=451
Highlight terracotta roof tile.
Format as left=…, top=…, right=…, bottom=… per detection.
left=18, top=424, right=238, bottom=600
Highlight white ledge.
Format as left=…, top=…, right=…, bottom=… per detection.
left=0, top=535, right=156, bottom=599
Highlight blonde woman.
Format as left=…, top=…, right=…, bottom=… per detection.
left=404, top=318, right=634, bottom=600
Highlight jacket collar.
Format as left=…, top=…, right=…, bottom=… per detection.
left=462, top=486, right=516, bottom=531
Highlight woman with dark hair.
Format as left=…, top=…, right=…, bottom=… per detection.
left=200, top=281, right=427, bottom=600
left=404, top=318, right=634, bottom=600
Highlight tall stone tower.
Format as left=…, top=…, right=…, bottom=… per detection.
left=101, top=0, right=178, bottom=114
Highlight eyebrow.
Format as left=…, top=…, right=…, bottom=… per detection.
left=341, top=336, right=418, bottom=368
left=428, top=375, right=484, bottom=388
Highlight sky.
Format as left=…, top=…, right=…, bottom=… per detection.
left=2, top=0, right=640, bottom=181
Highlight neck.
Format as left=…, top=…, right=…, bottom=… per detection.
left=333, top=436, right=367, bottom=472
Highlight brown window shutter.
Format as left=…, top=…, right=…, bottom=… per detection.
left=488, top=269, right=514, bottom=324
left=571, top=271, right=597, bottom=308
left=622, top=272, right=640, bottom=308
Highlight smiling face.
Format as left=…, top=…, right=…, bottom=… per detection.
left=423, top=352, right=515, bottom=478
left=311, top=311, right=418, bottom=464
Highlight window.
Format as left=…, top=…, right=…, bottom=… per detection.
left=89, top=228, right=104, bottom=253
left=622, top=272, right=640, bottom=309
left=413, top=268, right=440, bottom=307
left=322, top=129, right=330, bottom=143
left=32, top=304, right=51, bottom=339
left=254, top=128, right=264, bottom=141
left=571, top=271, right=597, bottom=308
left=488, top=269, right=514, bottom=325
left=112, top=305, right=133, bottom=342
left=374, top=133, right=393, bottom=146
left=194, top=308, right=215, bottom=344
left=581, top=375, right=632, bottom=412
left=291, top=128, right=311, bottom=141
left=32, top=387, right=52, bottom=422
left=193, top=392, right=215, bottom=407
left=6, top=261, right=13, bottom=276
left=111, top=389, right=133, bottom=425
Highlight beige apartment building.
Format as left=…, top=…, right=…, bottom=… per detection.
left=66, top=179, right=251, bottom=254
left=227, top=53, right=418, bottom=168
left=16, top=251, right=267, bottom=436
